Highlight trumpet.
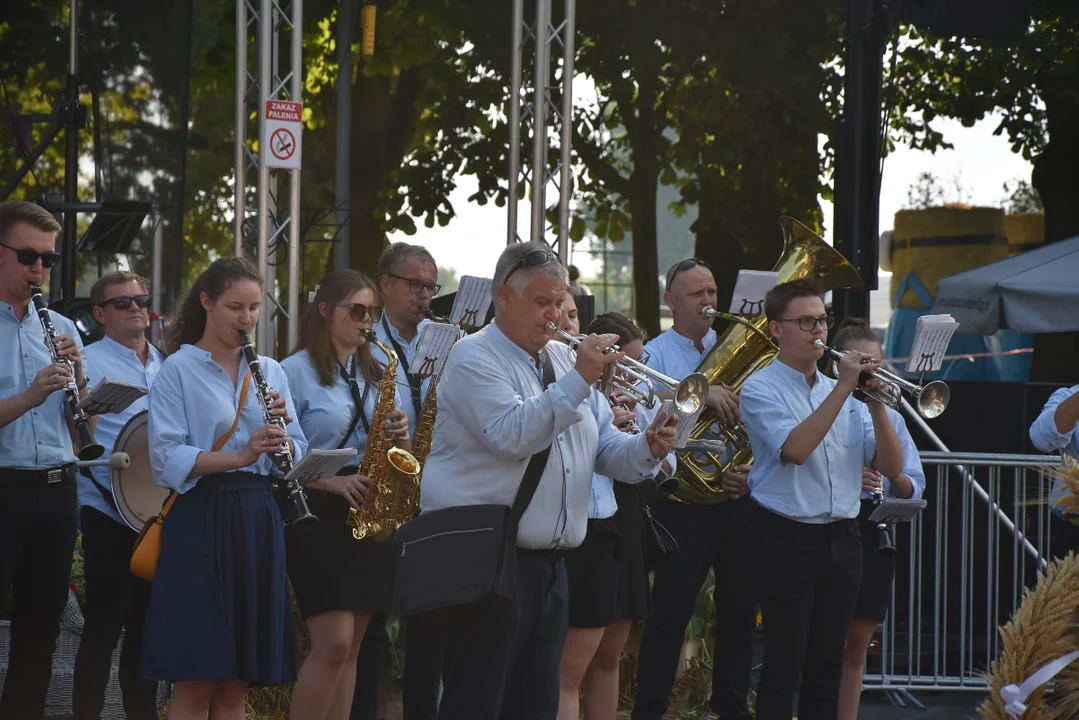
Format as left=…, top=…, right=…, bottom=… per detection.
left=813, top=339, right=950, bottom=419
left=544, top=322, right=708, bottom=418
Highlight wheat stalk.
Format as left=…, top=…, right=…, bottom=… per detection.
left=979, top=553, right=1079, bottom=720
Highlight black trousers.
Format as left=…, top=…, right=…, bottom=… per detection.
left=632, top=496, right=758, bottom=720
left=752, top=503, right=862, bottom=720
left=1050, top=513, right=1079, bottom=558
left=72, top=506, right=157, bottom=720
left=435, top=549, right=568, bottom=720
left=350, top=614, right=443, bottom=720
left=0, top=469, right=78, bottom=720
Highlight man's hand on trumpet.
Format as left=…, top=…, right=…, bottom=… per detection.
left=573, top=332, right=623, bottom=386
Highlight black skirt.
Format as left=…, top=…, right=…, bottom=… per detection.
left=140, top=472, right=297, bottom=685
left=286, top=488, right=394, bottom=619
left=566, top=517, right=621, bottom=628
left=613, top=482, right=651, bottom=622
left=854, top=498, right=897, bottom=622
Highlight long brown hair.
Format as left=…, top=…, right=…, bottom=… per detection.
left=167, top=256, right=262, bottom=354
left=588, top=311, right=646, bottom=347
left=292, top=269, right=384, bottom=387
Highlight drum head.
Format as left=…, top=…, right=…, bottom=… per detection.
left=111, top=410, right=169, bottom=532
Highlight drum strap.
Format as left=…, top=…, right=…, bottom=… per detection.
left=82, top=466, right=120, bottom=513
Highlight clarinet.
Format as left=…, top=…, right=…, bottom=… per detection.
left=870, top=484, right=896, bottom=557
left=29, top=284, right=104, bottom=461
left=607, top=392, right=679, bottom=498
left=237, top=332, right=318, bottom=530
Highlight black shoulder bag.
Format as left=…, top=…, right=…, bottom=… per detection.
left=392, top=353, right=556, bottom=618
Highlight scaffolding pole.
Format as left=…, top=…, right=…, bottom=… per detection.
left=234, top=0, right=303, bottom=357
left=507, top=0, right=575, bottom=262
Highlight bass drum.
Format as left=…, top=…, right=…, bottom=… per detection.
left=111, top=410, right=169, bottom=532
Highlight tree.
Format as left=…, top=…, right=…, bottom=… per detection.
left=886, top=4, right=1079, bottom=381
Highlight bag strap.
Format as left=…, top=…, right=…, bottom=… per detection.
left=157, top=369, right=253, bottom=518
left=509, top=351, right=557, bottom=525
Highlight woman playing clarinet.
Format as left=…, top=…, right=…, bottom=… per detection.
left=141, top=256, right=307, bottom=720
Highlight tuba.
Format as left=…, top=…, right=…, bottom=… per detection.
left=670, top=216, right=864, bottom=505
left=346, top=331, right=422, bottom=541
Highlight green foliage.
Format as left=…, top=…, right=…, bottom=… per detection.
left=903, top=171, right=973, bottom=210
left=1001, top=178, right=1044, bottom=214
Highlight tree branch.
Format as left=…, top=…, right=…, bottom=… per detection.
left=571, top=123, right=632, bottom=197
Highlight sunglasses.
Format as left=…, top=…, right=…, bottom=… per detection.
left=0, top=242, right=62, bottom=269
left=99, top=294, right=151, bottom=311
left=503, top=249, right=558, bottom=285
left=666, top=257, right=711, bottom=292
left=336, top=302, right=383, bottom=322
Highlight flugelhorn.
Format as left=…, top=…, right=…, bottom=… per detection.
left=544, top=322, right=708, bottom=417
left=813, top=339, right=950, bottom=419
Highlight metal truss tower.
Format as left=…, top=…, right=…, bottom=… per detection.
left=234, top=0, right=303, bottom=356
left=507, top=0, right=576, bottom=262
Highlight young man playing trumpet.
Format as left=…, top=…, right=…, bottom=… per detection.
left=739, top=278, right=904, bottom=720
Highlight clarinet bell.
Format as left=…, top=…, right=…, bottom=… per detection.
left=654, top=471, right=679, bottom=498
left=76, top=425, right=105, bottom=461
left=289, top=488, right=319, bottom=530
left=875, top=523, right=896, bottom=557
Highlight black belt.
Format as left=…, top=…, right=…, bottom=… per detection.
left=518, top=546, right=567, bottom=564
left=0, top=464, right=75, bottom=484
left=752, top=500, right=859, bottom=537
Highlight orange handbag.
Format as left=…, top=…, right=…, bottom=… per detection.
left=130, top=371, right=252, bottom=580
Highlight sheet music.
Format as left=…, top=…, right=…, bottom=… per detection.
left=284, top=448, right=358, bottom=487
left=76, top=377, right=148, bottom=415
left=414, top=323, right=460, bottom=379
left=869, top=498, right=928, bottom=523
left=450, top=276, right=493, bottom=329
left=728, top=270, right=779, bottom=318
left=905, top=314, right=959, bottom=374
left=674, top=404, right=705, bottom=450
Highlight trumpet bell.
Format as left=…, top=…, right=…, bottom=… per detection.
left=673, top=373, right=709, bottom=417
left=915, top=380, right=950, bottom=419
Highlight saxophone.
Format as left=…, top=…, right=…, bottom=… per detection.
left=346, top=330, right=422, bottom=541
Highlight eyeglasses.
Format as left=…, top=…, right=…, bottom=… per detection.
left=388, top=274, right=441, bottom=296
left=0, top=242, right=62, bottom=269
left=666, top=257, right=710, bottom=291
left=503, top=249, right=558, bottom=285
left=780, top=316, right=835, bottom=332
left=99, top=294, right=151, bottom=310
left=336, top=302, right=383, bottom=322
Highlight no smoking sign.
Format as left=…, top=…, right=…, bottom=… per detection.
left=264, top=100, right=303, bottom=169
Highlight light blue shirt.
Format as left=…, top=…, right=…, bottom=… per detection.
left=0, top=300, right=89, bottom=469
left=419, top=320, right=667, bottom=549
left=80, top=336, right=164, bottom=524
left=281, top=349, right=407, bottom=459
left=741, top=359, right=877, bottom=523
left=643, top=326, right=717, bottom=380
left=1029, top=385, right=1079, bottom=516
left=147, top=344, right=308, bottom=494
left=587, top=394, right=663, bottom=519
left=863, top=409, right=925, bottom=502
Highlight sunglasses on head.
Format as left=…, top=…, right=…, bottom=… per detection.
left=100, top=294, right=151, bottom=311
left=503, top=249, right=558, bottom=285
left=666, top=257, right=711, bottom=291
left=336, top=302, right=383, bottom=322
left=0, top=242, right=62, bottom=269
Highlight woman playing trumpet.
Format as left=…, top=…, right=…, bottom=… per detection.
left=830, top=318, right=925, bottom=720
left=280, top=270, right=411, bottom=720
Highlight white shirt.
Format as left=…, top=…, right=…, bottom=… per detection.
left=80, top=336, right=165, bottom=525
left=419, top=320, right=667, bottom=549
left=741, top=359, right=877, bottom=523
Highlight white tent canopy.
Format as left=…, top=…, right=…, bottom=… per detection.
left=932, top=234, right=1079, bottom=335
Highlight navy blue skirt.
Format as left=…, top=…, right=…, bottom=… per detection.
left=140, top=472, right=297, bottom=685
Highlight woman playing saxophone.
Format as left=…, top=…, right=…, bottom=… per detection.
left=280, top=270, right=410, bottom=720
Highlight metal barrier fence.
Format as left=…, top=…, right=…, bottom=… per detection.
left=862, top=450, right=1066, bottom=705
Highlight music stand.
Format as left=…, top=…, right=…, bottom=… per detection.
left=76, top=199, right=152, bottom=253
left=869, top=498, right=927, bottom=524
